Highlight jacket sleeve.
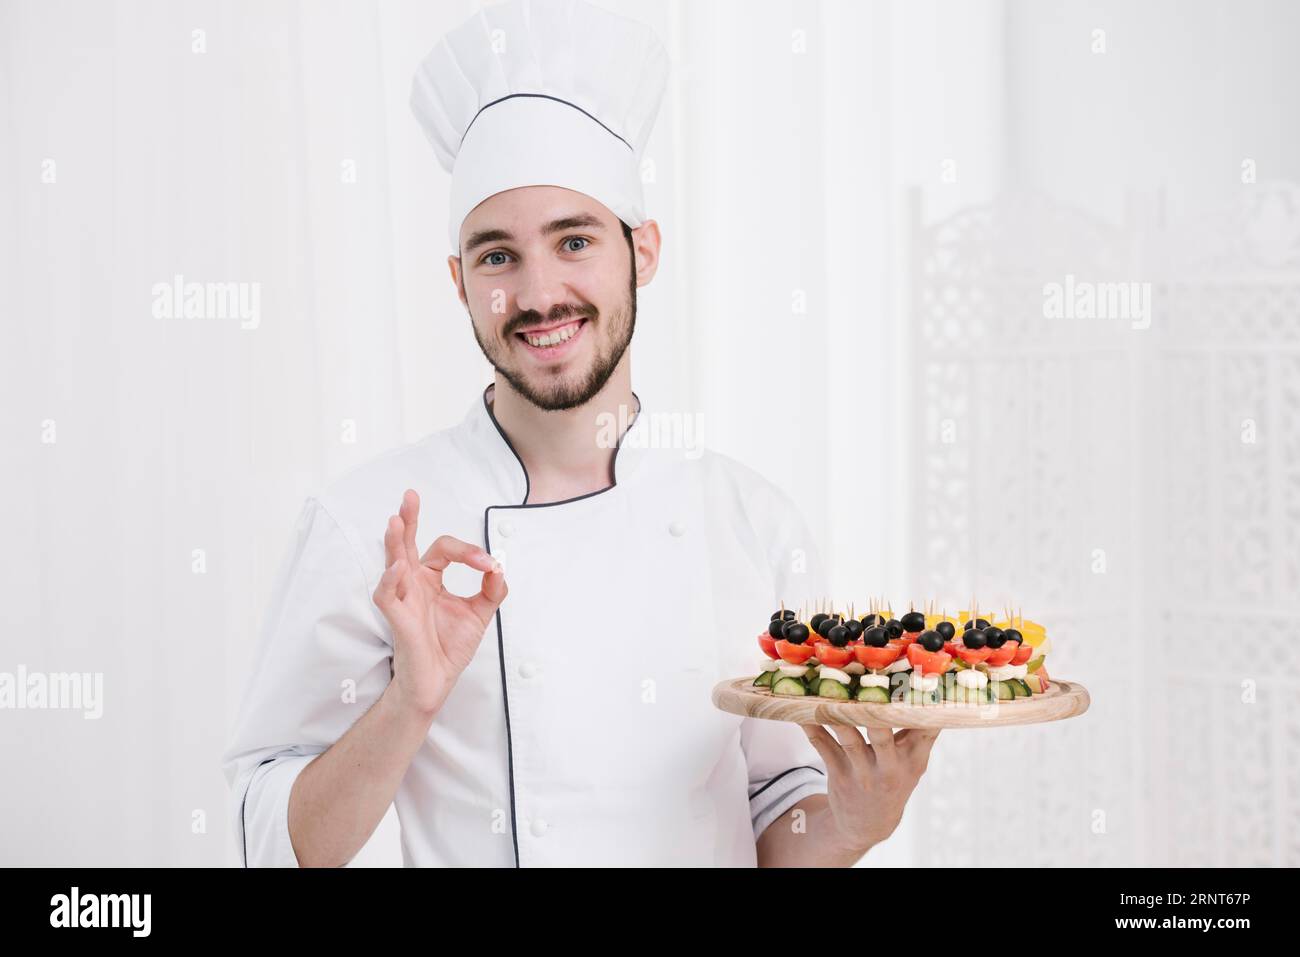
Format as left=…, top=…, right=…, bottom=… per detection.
left=740, top=483, right=831, bottom=841
left=221, top=496, right=393, bottom=867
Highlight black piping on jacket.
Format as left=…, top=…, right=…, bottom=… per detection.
left=747, top=764, right=825, bottom=802
left=481, top=383, right=642, bottom=867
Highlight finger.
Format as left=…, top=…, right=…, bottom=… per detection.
left=830, top=724, right=875, bottom=775
left=800, top=724, right=851, bottom=779
left=394, top=558, right=410, bottom=602
left=864, top=724, right=900, bottom=771
left=895, top=727, right=940, bottom=747
left=421, top=534, right=498, bottom=574
left=374, top=559, right=414, bottom=624
left=899, top=728, right=942, bottom=768
left=373, top=558, right=404, bottom=611
left=467, top=562, right=508, bottom=624
left=383, top=515, right=405, bottom=568
left=399, top=489, right=420, bottom=566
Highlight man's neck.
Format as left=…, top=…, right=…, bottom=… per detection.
left=489, top=358, right=640, bottom=505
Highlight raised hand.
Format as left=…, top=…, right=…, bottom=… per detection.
left=372, top=489, right=508, bottom=717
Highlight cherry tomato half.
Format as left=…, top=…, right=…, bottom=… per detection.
left=853, top=644, right=903, bottom=671
left=984, top=643, right=1018, bottom=667
left=814, top=641, right=855, bottom=669
left=775, top=639, right=816, bottom=665
left=906, top=642, right=952, bottom=676
left=954, top=643, right=993, bottom=666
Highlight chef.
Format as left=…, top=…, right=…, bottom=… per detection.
left=222, top=0, right=939, bottom=868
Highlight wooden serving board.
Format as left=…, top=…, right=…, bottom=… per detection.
left=711, top=676, right=1090, bottom=729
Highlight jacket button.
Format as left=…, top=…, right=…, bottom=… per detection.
left=668, top=520, right=686, bottom=537
left=518, top=661, right=539, bottom=679
left=497, top=520, right=515, bottom=538
left=531, top=818, right=548, bottom=837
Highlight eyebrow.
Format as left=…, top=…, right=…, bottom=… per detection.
left=463, top=213, right=606, bottom=256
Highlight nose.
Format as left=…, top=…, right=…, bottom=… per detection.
left=513, top=256, right=568, bottom=322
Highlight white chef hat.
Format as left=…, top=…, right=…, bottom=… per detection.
left=410, top=0, right=670, bottom=254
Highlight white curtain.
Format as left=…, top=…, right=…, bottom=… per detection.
left=3, top=0, right=1295, bottom=867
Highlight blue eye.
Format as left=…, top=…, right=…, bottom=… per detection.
left=483, top=251, right=511, bottom=266
left=564, top=237, right=589, bottom=252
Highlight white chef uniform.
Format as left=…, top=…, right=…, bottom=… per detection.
left=222, top=384, right=831, bottom=866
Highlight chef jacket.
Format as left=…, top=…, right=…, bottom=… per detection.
left=222, top=383, right=830, bottom=866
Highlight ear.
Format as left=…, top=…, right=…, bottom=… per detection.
left=630, top=220, right=662, bottom=288
left=448, top=254, right=468, bottom=308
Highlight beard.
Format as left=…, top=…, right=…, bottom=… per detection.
left=469, top=256, right=637, bottom=413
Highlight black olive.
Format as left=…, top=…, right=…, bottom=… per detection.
left=1003, top=628, right=1023, bottom=645
left=810, top=613, right=829, bottom=632
left=817, top=618, right=837, bottom=638
left=862, top=626, right=889, bottom=647
left=827, top=624, right=850, bottom=647
left=782, top=622, right=810, bottom=644
left=963, top=618, right=991, bottom=631
left=935, top=620, right=956, bottom=640
left=844, top=619, right=864, bottom=640
left=918, top=629, right=945, bottom=652
left=984, top=628, right=1007, bottom=649
left=963, top=628, right=987, bottom=649
left=885, top=620, right=905, bottom=638
left=768, top=619, right=786, bottom=639
left=860, top=614, right=886, bottom=629
left=770, top=609, right=796, bottom=621
left=900, top=611, right=926, bottom=632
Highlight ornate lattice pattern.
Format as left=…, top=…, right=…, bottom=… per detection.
left=907, top=185, right=1300, bottom=866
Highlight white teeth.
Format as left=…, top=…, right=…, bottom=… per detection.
left=524, top=321, right=580, bottom=347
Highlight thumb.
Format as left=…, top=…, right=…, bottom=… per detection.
left=467, top=562, right=508, bottom=624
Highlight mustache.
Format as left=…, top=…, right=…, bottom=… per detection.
left=507, top=305, right=596, bottom=336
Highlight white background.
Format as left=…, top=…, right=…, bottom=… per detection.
left=2, top=0, right=1298, bottom=866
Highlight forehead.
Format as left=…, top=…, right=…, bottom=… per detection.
left=460, top=186, right=616, bottom=250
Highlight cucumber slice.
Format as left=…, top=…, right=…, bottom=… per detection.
left=771, top=676, right=808, bottom=696
left=855, top=685, right=890, bottom=703
left=818, top=680, right=851, bottom=700
left=1009, top=678, right=1031, bottom=698
left=753, top=670, right=774, bottom=688
left=908, top=687, right=941, bottom=706
left=991, top=680, right=1014, bottom=701
left=805, top=677, right=821, bottom=696
left=941, top=673, right=960, bottom=700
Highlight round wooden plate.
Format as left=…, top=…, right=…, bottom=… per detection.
left=711, top=676, right=1090, bottom=729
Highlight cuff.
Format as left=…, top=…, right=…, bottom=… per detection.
left=748, top=765, right=828, bottom=841
left=241, top=754, right=315, bottom=867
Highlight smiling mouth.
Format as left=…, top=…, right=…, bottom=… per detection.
left=515, top=317, right=587, bottom=349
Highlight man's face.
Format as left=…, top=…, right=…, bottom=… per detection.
left=451, top=187, right=643, bottom=412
